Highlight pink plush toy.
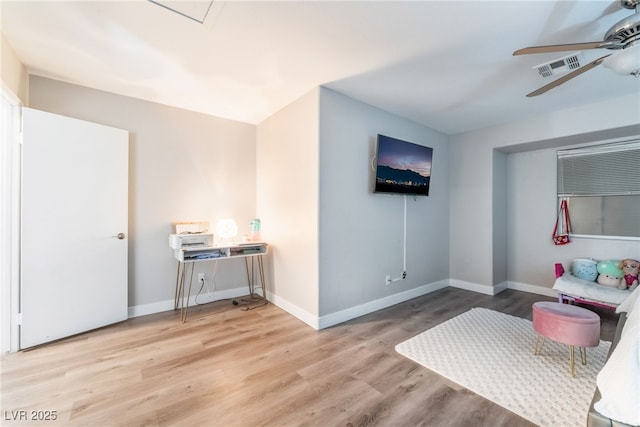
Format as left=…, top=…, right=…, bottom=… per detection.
left=619, top=258, right=639, bottom=291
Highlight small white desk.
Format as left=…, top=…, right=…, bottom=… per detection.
left=173, top=242, right=268, bottom=321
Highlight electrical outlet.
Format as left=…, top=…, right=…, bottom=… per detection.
left=385, top=275, right=391, bottom=285
left=198, top=273, right=205, bottom=283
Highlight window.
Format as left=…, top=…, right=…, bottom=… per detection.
left=557, top=140, right=640, bottom=239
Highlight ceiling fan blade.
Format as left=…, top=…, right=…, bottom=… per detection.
left=513, top=41, right=620, bottom=55
left=526, top=54, right=612, bottom=97
left=600, top=1, right=624, bottom=18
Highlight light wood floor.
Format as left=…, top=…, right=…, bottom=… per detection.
left=1, top=287, right=619, bottom=427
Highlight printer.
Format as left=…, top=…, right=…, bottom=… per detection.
left=168, top=233, right=214, bottom=249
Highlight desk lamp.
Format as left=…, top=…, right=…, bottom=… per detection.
left=216, top=218, right=238, bottom=244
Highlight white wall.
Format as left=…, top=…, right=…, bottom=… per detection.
left=318, top=88, right=450, bottom=320
left=1, top=35, right=28, bottom=103
left=448, top=137, right=495, bottom=287
left=256, top=88, right=320, bottom=323
left=492, top=150, right=507, bottom=287
left=28, top=76, right=257, bottom=314
left=450, top=93, right=640, bottom=292
left=256, top=87, right=450, bottom=329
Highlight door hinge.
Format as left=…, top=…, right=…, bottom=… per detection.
left=18, top=132, right=23, bottom=145
left=16, top=313, right=22, bottom=325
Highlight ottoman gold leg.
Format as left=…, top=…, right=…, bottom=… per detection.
left=580, top=347, right=587, bottom=365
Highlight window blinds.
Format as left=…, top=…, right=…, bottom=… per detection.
left=557, top=140, right=640, bottom=197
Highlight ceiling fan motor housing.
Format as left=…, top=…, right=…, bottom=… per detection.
left=604, top=0, right=640, bottom=48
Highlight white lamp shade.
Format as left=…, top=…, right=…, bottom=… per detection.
left=603, top=44, right=640, bottom=75
left=216, top=218, right=238, bottom=239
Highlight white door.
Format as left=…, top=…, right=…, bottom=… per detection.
left=21, top=108, right=128, bottom=349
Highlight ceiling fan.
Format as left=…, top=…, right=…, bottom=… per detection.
left=514, top=0, right=640, bottom=97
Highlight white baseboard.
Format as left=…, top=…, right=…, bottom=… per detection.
left=449, top=279, right=496, bottom=295
left=507, top=281, right=558, bottom=298
left=265, top=290, right=319, bottom=329
left=317, top=279, right=450, bottom=330
left=128, top=280, right=558, bottom=327
left=261, top=280, right=449, bottom=331
left=494, top=281, right=509, bottom=294
left=127, top=286, right=248, bottom=318
left=449, top=278, right=557, bottom=299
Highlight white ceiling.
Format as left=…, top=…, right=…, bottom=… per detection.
left=2, top=0, right=639, bottom=135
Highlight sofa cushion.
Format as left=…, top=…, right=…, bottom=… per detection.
left=594, top=292, right=640, bottom=426
left=616, top=286, right=639, bottom=314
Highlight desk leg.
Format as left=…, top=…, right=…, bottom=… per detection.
left=241, top=255, right=267, bottom=309
left=174, top=261, right=185, bottom=311
left=174, top=261, right=195, bottom=322
left=244, top=257, right=254, bottom=296
left=181, top=263, right=195, bottom=322
left=258, top=256, right=266, bottom=295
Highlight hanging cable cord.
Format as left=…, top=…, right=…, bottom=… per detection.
left=240, top=256, right=268, bottom=311
left=402, top=195, right=407, bottom=278
left=195, top=260, right=218, bottom=305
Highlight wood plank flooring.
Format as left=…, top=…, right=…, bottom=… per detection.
left=0, top=288, right=619, bottom=427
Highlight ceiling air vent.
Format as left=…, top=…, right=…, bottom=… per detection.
left=533, top=53, right=584, bottom=78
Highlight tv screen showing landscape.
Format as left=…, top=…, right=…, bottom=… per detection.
left=374, top=134, right=433, bottom=196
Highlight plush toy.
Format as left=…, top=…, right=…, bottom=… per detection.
left=596, top=260, right=623, bottom=288
left=618, top=258, right=639, bottom=291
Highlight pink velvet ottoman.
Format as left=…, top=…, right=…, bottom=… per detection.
left=532, top=301, right=600, bottom=377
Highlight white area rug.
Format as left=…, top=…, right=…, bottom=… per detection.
left=395, top=307, right=611, bottom=427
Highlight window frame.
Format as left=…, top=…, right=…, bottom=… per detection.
left=557, top=138, right=640, bottom=241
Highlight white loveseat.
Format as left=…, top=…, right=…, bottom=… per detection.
left=587, top=287, right=640, bottom=427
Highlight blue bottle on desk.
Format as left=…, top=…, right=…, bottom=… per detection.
left=250, top=218, right=261, bottom=242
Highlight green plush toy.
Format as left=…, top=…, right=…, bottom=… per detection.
left=596, top=260, right=623, bottom=288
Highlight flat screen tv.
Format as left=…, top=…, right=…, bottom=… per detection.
left=374, top=134, right=433, bottom=196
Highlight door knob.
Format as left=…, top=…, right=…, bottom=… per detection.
left=113, top=233, right=126, bottom=240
